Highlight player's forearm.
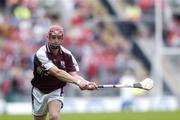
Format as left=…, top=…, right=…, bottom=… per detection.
left=57, top=69, right=79, bottom=84
left=69, top=72, right=89, bottom=83
left=72, top=75, right=88, bottom=83
left=49, top=68, right=79, bottom=84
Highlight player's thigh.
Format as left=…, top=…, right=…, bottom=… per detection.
left=32, top=88, right=48, bottom=116
left=48, top=100, right=62, bottom=113
left=34, top=115, right=46, bottom=120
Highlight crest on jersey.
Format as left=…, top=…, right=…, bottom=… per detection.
left=60, top=61, right=65, bottom=69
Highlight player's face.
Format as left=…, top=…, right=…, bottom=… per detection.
left=48, top=32, right=63, bottom=49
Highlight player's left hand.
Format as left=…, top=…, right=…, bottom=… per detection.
left=85, top=82, right=97, bottom=90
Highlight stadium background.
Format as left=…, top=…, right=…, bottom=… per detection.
left=0, top=0, right=179, bottom=119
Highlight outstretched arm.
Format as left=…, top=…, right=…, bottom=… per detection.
left=35, top=47, right=96, bottom=90
left=48, top=66, right=97, bottom=90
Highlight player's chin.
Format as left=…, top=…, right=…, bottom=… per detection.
left=49, top=44, right=60, bottom=49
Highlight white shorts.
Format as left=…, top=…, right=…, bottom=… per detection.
left=32, top=87, right=64, bottom=116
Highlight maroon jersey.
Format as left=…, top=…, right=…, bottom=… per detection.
left=31, top=44, right=79, bottom=93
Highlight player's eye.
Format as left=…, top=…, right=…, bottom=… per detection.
left=51, top=35, right=63, bottom=40
left=57, top=35, right=63, bottom=40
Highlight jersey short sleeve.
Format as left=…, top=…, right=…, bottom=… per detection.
left=36, top=46, right=55, bottom=70
left=66, top=54, right=79, bottom=72
left=60, top=46, right=79, bottom=72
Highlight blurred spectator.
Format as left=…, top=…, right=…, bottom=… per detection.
left=5, top=77, right=22, bottom=102
left=119, top=68, right=137, bottom=111
left=137, top=0, right=154, bottom=13
left=166, top=13, right=180, bottom=47
left=0, top=0, right=6, bottom=10
left=118, top=1, right=141, bottom=40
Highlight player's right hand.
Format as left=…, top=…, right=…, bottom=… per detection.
left=85, top=82, right=97, bottom=90
left=76, top=80, right=88, bottom=90
left=76, top=80, right=97, bottom=90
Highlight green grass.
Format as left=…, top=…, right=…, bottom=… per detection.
left=0, top=111, right=180, bottom=120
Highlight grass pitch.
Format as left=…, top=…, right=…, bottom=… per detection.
left=0, top=111, right=180, bottom=120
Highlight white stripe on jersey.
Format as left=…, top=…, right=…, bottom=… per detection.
left=36, top=46, right=55, bottom=70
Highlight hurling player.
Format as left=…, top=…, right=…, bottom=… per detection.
left=31, top=25, right=97, bottom=120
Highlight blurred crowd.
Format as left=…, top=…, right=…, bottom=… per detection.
left=163, top=12, right=180, bottom=47
left=0, top=0, right=178, bottom=102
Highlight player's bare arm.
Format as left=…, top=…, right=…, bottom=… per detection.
left=48, top=66, right=97, bottom=90
left=48, top=65, right=79, bottom=84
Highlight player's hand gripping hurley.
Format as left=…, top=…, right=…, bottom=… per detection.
left=97, top=78, right=154, bottom=90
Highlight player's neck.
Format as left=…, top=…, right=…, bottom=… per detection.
left=50, top=48, right=59, bottom=55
